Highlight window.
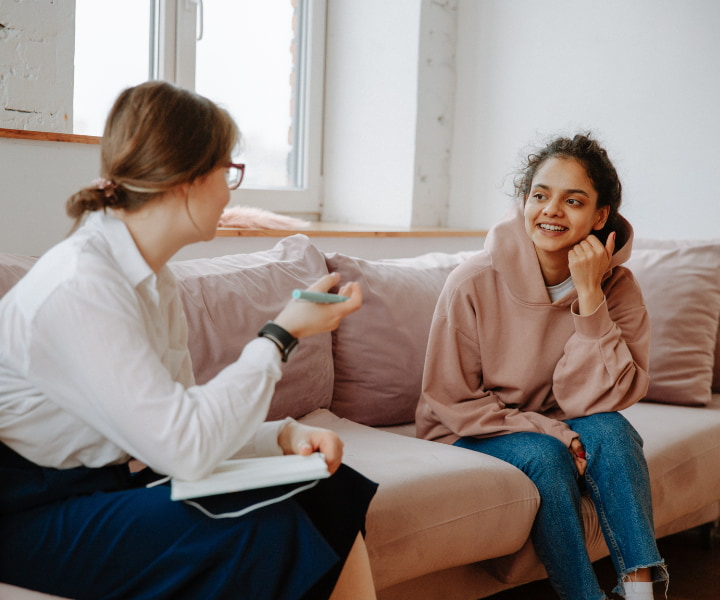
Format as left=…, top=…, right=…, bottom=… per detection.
left=73, top=1, right=152, bottom=136
left=195, top=1, right=300, bottom=189
left=73, top=0, right=325, bottom=212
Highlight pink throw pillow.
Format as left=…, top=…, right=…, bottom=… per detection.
left=171, top=235, right=334, bottom=420
left=626, top=241, right=720, bottom=405
left=326, top=251, right=477, bottom=426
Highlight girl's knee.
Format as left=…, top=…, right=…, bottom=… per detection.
left=456, top=433, right=578, bottom=487
left=573, top=412, right=643, bottom=451
left=572, top=414, right=647, bottom=476
left=513, top=435, right=577, bottom=482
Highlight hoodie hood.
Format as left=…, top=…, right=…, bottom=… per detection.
left=485, top=205, right=635, bottom=304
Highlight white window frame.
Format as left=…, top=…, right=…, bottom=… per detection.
left=152, top=0, right=326, bottom=216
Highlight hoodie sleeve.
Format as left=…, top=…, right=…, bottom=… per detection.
left=552, top=267, right=650, bottom=417
left=416, top=273, right=577, bottom=448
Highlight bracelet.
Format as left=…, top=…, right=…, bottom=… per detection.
left=258, top=321, right=298, bottom=363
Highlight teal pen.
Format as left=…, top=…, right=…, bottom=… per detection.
left=292, top=289, right=349, bottom=303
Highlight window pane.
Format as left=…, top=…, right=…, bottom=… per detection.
left=195, top=0, right=298, bottom=189
left=73, top=0, right=151, bottom=136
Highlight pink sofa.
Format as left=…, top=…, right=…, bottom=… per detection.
left=1, top=234, right=719, bottom=600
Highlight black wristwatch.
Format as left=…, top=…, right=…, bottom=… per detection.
left=258, top=321, right=298, bottom=362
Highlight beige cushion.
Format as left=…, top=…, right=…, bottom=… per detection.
left=624, top=394, right=720, bottom=527
left=486, top=494, right=607, bottom=585
left=487, top=394, right=720, bottom=584
left=626, top=241, right=720, bottom=405
left=714, top=328, right=720, bottom=393
left=171, top=235, right=334, bottom=420
left=325, top=251, right=476, bottom=426
left=300, top=408, right=540, bottom=591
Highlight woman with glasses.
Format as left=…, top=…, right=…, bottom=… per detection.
left=0, top=81, right=377, bottom=600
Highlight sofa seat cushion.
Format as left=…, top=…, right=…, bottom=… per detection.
left=477, top=395, right=720, bottom=584
left=170, top=235, right=334, bottom=420
left=485, top=493, right=608, bottom=585
left=299, top=409, right=540, bottom=591
left=0, top=583, right=70, bottom=599
left=623, top=393, right=720, bottom=528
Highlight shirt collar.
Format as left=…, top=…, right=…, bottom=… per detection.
left=86, top=211, right=155, bottom=289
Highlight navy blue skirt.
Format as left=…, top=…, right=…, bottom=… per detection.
left=0, top=442, right=377, bottom=600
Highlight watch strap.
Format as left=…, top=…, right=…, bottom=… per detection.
left=258, top=322, right=298, bottom=362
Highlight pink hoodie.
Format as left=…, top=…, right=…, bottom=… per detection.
left=416, top=207, right=650, bottom=448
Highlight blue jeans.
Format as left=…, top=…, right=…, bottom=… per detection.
left=455, top=412, right=667, bottom=600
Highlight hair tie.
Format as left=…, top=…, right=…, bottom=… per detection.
left=91, top=178, right=118, bottom=199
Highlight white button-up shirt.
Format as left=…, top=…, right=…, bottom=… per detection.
left=0, top=212, right=285, bottom=480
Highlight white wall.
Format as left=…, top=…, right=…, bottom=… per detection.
left=0, top=0, right=74, bottom=131
left=0, top=137, right=100, bottom=255
left=323, top=0, right=458, bottom=228
left=449, top=0, right=720, bottom=240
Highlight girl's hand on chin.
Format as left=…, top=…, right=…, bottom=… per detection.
left=569, top=232, right=615, bottom=315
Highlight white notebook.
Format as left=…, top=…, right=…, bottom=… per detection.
left=170, top=453, right=331, bottom=501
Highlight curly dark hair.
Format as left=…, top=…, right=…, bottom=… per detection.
left=514, top=133, right=622, bottom=242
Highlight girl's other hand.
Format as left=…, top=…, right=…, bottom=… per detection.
left=570, top=438, right=587, bottom=476
left=273, top=272, right=362, bottom=339
left=278, top=420, right=344, bottom=474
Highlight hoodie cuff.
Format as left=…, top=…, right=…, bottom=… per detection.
left=547, top=419, right=579, bottom=448
left=570, top=297, right=614, bottom=340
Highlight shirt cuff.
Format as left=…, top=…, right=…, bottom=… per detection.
left=248, top=336, right=284, bottom=373
left=255, top=417, right=294, bottom=457
left=231, top=417, right=293, bottom=459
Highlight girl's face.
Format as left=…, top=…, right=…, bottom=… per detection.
left=185, top=165, right=231, bottom=241
left=523, top=156, right=609, bottom=256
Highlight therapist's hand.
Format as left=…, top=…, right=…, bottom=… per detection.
left=273, top=272, right=362, bottom=339
left=278, top=420, right=344, bottom=474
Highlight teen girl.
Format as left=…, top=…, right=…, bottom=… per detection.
left=416, top=134, right=667, bottom=600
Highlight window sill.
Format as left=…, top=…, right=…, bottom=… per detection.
left=0, top=128, right=100, bottom=145
left=216, top=222, right=487, bottom=239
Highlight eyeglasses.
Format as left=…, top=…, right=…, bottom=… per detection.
left=225, top=162, right=246, bottom=190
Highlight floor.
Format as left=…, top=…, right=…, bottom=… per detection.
left=484, top=523, right=720, bottom=599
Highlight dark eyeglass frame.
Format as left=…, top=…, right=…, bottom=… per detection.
left=225, top=162, right=246, bottom=190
